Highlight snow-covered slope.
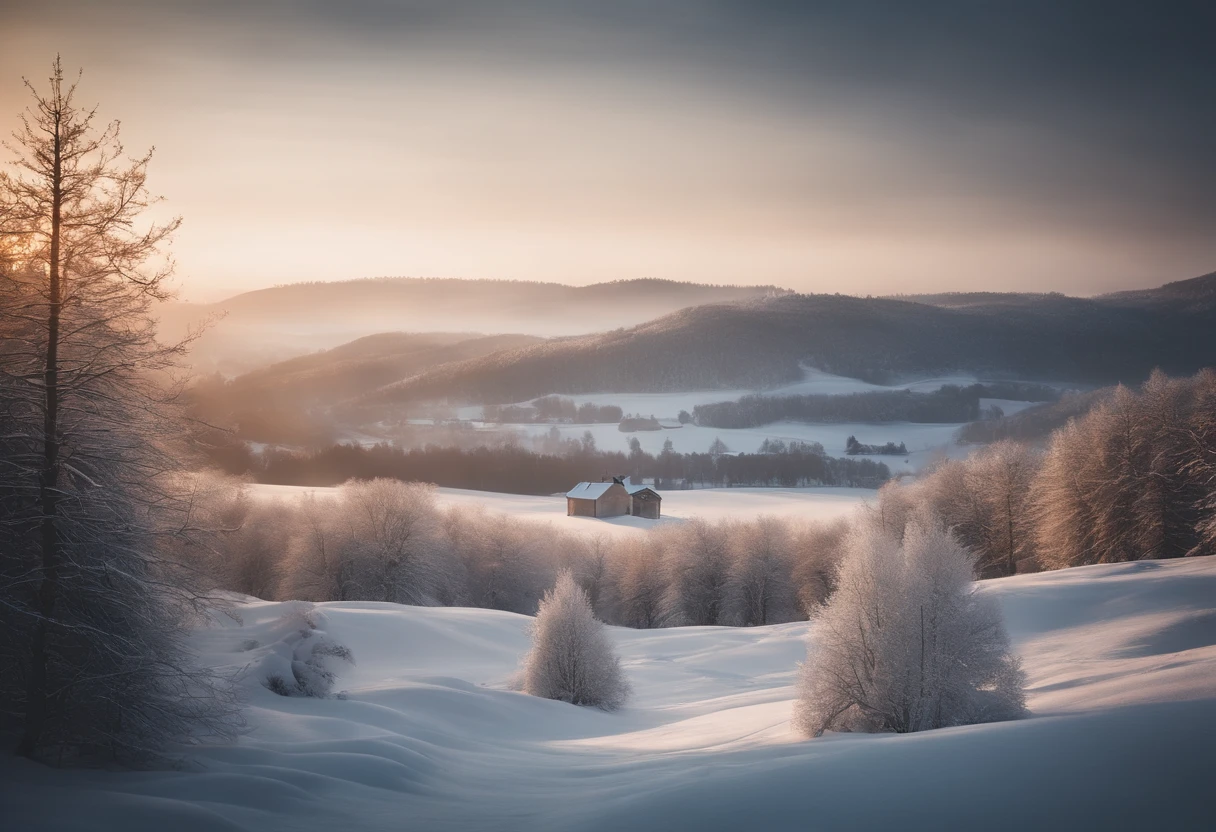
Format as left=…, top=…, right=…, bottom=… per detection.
left=5, top=558, right=1215, bottom=830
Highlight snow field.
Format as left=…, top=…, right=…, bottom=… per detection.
left=4, top=557, right=1215, bottom=830
left=248, top=484, right=875, bottom=538
left=444, top=369, right=1050, bottom=471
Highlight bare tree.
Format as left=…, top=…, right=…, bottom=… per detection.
left=0, top=60, right=236, bottom=762
left=664, top=519, right=730, bottom=625
left=727, top=517, right=798, bottom=625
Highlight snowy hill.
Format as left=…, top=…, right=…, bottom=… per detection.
left=365, top=286, right=1216, bottom=406
left=4, top=558, right=1215, bottom=830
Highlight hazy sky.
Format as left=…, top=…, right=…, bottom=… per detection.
left=3, top=1, right=1214, bottom=301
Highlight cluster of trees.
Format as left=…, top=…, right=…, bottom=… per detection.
left=510, top=509, right=1026, bottom=733
left=205, top=475, right=1029, bottom=733
left=845, top=436, right=908, bottom=456
left=191, top=475, right=854, bottom=627
left=875, top=371, right=1216, bottom=576
left=618, top=415, right=661, bottom=432
left=692, top=383, right=1059, bottom=431
left=483, top=396, right=623, bottom=425
left=224, top=439, right=892, bottom=494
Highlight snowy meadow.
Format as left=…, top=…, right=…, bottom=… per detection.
left=4, top=556, right=1213, bottom=830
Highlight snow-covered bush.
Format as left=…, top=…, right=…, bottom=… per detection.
left=263, top=604, right=355, bottom=698
left=795, top=516, right=1025, bottom=737
left=521, top=572, right=630, bottom=710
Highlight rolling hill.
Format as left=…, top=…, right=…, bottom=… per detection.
left=187, top=331, right=544, bottom=443
left=160, top=278, right=789, bottom=375
left=364, top=274, right=1216, bottom=406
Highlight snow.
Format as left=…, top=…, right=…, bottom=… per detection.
left=454, top=368, right=984, bottom=423
left=4, top=557, right=1213, bottom=830
left=565, top=481, right=618, bottom=500
left=473, top=418, right=963, bottom=472
left=248, top=484, right=874, bottom=538
left=444, top=368, right=1041, bottom=471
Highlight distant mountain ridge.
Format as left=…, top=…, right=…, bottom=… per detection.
left=159, top=277, right=789, bottom=374
left=364, top=273, right=1216, bottom=406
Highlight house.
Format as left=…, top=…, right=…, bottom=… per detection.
left=566, top=476, right=662, bottom=519
left=566, top=480, right=630, bottom=518
left=621, top=477, right=662, bottom=519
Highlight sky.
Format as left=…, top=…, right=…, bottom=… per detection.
left=2, top=1, right=1214, bottom=302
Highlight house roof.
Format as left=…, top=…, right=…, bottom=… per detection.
left=621, top=477, right=660, bottom=498
left=566, top=482, right=618, bottom=500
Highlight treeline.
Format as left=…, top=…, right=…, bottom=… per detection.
left=241, top=440, right=892, bottom=493
left=192, top=372, right=1216, bottom=631
left=846, top=436, right=908, bottom=456
left=190, top=476, right=852, bottom=627
left=484, top=396, right=623, bottom=424
left=618, top=415, right=662, bottom=432
left=692, top=383, right=1060, bottom=430
left=880, top=370, right=1216, bottom=577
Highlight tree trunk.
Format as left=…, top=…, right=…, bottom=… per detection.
left=17, top=116, right=63, bottom=759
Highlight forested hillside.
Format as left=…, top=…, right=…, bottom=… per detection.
left=366, top=277, right=1216, bottom=406
left=187, top=332, right=542, bottom=443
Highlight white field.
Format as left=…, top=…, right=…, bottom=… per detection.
left=453, top=368, right=985, bottom=421
left=5, top=557, right=1214, bottom=830
left=249, top=484, right=873, bottom=538
left=446, top=369, right=1047, bottom=472
left=494, top=420, right=963, bottom=471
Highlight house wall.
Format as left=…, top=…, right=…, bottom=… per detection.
left=568, top=497, right=597, bottom=517
left=596, top=486, right=631, bottom=518
left=630, top=492, right=661, bottom=519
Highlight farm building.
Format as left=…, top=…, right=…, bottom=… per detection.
left=622, top=477, right=662, bottom=519
left=566, top=477, right=661, bottom=519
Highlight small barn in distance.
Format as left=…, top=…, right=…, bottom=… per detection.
left=566, top=477, right=661, bottom=519
left=622, top=477, right=661, bottom=519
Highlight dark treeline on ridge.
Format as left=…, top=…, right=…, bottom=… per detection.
left=484, top=396, right=624, bottom=424
left=693, top=382, right=1059, bottom=430
left=213, top=440, right=892, bottom=493
left=369, top=286, right=1216, bottom=407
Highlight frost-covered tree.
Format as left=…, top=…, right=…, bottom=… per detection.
left=795, top=517, right=1025, bottom=737
left=664, top=519, right=730, bottom=625
left=0, top=61, right=236, bottom=762
left=282, top=480, right=450, bottom=605
left=790, top=518, right=849, bottom=613
left=521, top=572, right=630, bottom=710
left=727, top=517, right=798, bottom=625
left=611, top=534, right=668, bottom=628
left=966, top=441, right=1042, bottom=576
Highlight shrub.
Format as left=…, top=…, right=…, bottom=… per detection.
left=521, top=572, right=630, bottom=709
left=794, top=516, right=1025, bottom=737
